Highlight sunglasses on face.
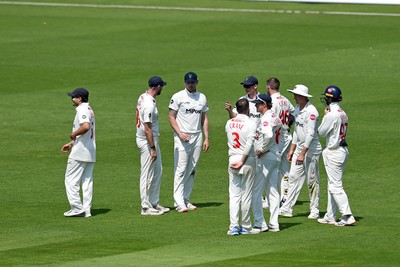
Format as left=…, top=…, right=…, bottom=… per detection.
left=186, top=81, right=196, bottom=84
left=243, top=84, right=253, bottom=89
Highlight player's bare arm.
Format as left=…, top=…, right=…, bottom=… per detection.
left=225, top=101, right=237, bottom=119
left=70, top=122, right=90, bottom=141
left=144, top=122, right=157, bottom=160
left=201, top=112, right=209, bottom=152
left=168, top=109, right=190, bottom=142
left=61, top=141, right=74, bottom=153
left=287, top=143, right=296, bottom=162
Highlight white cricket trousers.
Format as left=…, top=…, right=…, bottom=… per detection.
left=322, top=147, right=352, bottom=218
left=137, top=138, right=162, bottom=209
left=254, top=152, right=280, bottom=228
left=228, top=156, right=255, bottom=231
left=281, top=151, right=321, bottom=215
left=173, top=132, right=202, bottom=208
left=279, top=134, right=292, bottom=201
left=65, top=159, right=94, bottom=212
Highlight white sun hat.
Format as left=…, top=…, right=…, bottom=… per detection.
left=287, top=84, right=313, bottom=98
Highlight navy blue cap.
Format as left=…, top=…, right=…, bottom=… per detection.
left=67, top=88, right=89, bottom=100
left=241, top=75, right=258, bottom=86
left=148, top=76, right=167, bottom=87
left=184, top=72, right=198, bottom=82
left=252, top=94, right=272, bottom=104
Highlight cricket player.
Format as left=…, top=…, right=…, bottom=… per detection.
left=280, top=85, right=322, bottom=219
left=136, top=76, right=170, bottom=216
left=318, top=86, right=356, bottom=226
left=168, top=72, right=209, bottom=213
left=266, top=77, right=295, bottom=206
left=61, top=88, right=95, bottom=218
left=252, top=94, right=285, bottom=232
left=226, top=98, right=259, bottom=235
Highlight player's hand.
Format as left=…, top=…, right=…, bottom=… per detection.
left=225, top=101, right=232, bottom=112
left=256, top=150, right=264, bottom=158
left=150, top=149, right=157, bottom=160
left=61, top=143, right=72, bottom=153
left=230, top=161, right=244, bottom=170
left=287, top=151, right=294, bottom=162
left=296, top=154, right=305, bottom=165
left=202, top=139, right=209, bottom=152
left=69, top=133, right=76, bottom=141
left=179, top=133, right=190, bottom=142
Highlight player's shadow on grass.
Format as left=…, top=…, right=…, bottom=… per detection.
left=293, top=200, right=308, bottom=207
left=195, top=202, right=224, bottom=208
left=91, top=208, right=111, bottom=217
left=280, top=222, right=301, bottom=231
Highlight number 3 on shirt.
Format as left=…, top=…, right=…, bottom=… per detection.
left=232, top=132, right=241, bottom=148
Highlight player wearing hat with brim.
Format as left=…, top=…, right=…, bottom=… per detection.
left=279, top=85, right=322, bottom=219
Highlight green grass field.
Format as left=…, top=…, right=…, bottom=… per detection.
left=1, top=0, right=399, bottom=266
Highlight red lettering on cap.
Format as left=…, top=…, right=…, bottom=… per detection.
left=310, top=114, right=316, bottom=120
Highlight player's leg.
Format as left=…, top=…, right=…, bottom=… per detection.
left=252, top=158, right=267, bottom=228
left=184, top=134, right=202, bottom=208
left=64, top=159, right=84, bottom=213
left=149, top=141, right=162, bottom=207
left=280, top=153, right=306, bottom=216
left=228, top=167, right=241, bottom=233
left=173, top=140, right=190, bottom=211
left=305, top=153, right=321, bottom=218
left=138, top=140, right=154, bottom=210
left=279, top=136, right=292, bottom=204
left=240, top=158, right=256, bottom=232
left=81, top=162, right=94, bottom=215
left=266, top=157, right=280, bottom=230
left=326, top=148, right=352, bottom=217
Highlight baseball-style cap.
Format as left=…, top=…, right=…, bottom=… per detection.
left=252, top=94, right=272, bottom=104
left=287, top=84, right=313, bottom=98
left=148, top=76, right=167, bottom=87
left=67, top=88, right=89, bottom=100
left=184, top=72, right=198, bottom=82
left=241, top=75, right=258, bottom=86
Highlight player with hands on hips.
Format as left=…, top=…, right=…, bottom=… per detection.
left=252, top=94, right=285, bottom=232
left=61, top=88, right=95, bottom=218
left=226, top=99, right=260, bottom=235
left=136, top=76, right=170, bottom=216
left=279, top=85, right=322, bottom=219
left=317, top=86, right=356, bottom=226
left=168, top=72, right=209, bottom=213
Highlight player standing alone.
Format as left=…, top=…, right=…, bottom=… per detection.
left=61, top=88, right=95, bottom=218
left=318, top=86, right=356, bottom=226
left=168, top=72, right=209, bottom=213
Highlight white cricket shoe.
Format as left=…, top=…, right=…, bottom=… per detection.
left=317, top=215, right=336, bottom=225
left=253, top=225, right=269, bottom=233
left=186, top=203, right=197, bottom=211
left=335, top=215, right=356, bottom=227
left=268, top=224, right=280, bottom=232
left=153, top=204, right=170, bottom=213
left=240, top=227, right=260, bottom=235
left=84, top=210, right=92, bottom=218
left=279, top=210, right=293, bottom=217
left=141, top=207, right=164, bottom=216
left=175, top=206, right=189, bottom=213
left=308, top=212, right=320, bottom=219
left=227, top=226, right=240, bottom=236
left=63, top=209, right=85, bottom=217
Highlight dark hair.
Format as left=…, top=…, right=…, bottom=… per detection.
left=235, top=98, right=249, bottom=114
left=78, top=95, right=88, bottom=102
left=267, top=77, right=280, bottom=90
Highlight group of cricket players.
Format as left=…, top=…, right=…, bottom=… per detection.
left=61, top=72, right=356, bottom=236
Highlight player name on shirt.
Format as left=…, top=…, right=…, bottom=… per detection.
left=228, top=119, right=245, bottom=130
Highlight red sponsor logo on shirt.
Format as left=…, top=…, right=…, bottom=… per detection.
left=310, top=114, right=316, bottom=120
left=263, top=121, right=269, bottom=127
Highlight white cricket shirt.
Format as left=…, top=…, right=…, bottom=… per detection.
left=69, top=103, right=96, bottom=162
left=225, top=114, right=257, bottom=162
left=270, top=92, right=295, bottom=134
left=256, top=110, right=285, bottom=154
left=318, top=102, right=349, bottom=149
left=292, top=102, right=322, bottom=154
left=233, top=93, right=261, bottom=125
left=169, top=89, right=208, bottom=134
left=136, top=92, right=159, bottom=139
